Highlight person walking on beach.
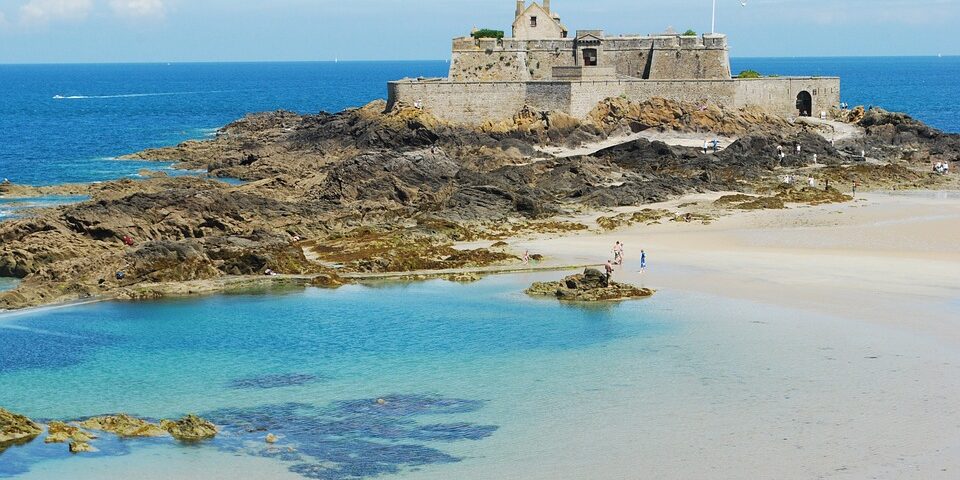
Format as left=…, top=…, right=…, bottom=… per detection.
left=703, top=140, right=709, bottom=154
left=640, top=250, right=647, bottom=273
left=613, top=241, right=624, bottom=265
left=523, top=250, right=530, bottom=265
left=853, top=180, right=859, bottom=197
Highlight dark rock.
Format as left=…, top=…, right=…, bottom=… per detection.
left=527, top=269, right=655, bottom=302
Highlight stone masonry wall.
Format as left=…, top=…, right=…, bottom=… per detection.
left=388, top=77, right=841, bottom=125
left=449, top=35, right=730, bottom=82
left=734, top=78, right=841, bottom=118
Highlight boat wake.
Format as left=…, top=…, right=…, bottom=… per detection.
left=53, top=90, right=229, bottom=100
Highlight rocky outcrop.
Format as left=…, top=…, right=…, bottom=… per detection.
left=79, top=414, right=167, bottom=437
left=0, top=408, right=42, bottom=448
left=526, top=268, right=654, bottom=302
left=587, top=97, right=793, bottom=137
left=44, top=421, right=95, bottom=444
left=2, top=97, right=953, bottom=312
left=68, top=441, right=96, bottom=453
left=160, top=414, right=218, bottom=442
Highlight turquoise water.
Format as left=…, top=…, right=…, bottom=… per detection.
left=0, top=275, right=668, bottom=479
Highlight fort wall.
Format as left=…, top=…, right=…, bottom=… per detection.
left=448, top=34, right=730, bottom=82
left=388, top=77, right=840, bottom=125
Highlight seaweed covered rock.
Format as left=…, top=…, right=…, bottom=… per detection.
left=79, top=414, right=167, bottom=437
left=160, top=414, right=217, bottom=441
left=526, top=268, right=654, bottom=302
left=0, top=408, right=42, bottom=447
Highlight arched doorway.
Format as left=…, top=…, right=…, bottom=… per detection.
left=796, top=91, right=812, bottom=117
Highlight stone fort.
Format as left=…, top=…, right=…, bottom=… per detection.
left=387, top=1, right=840, bottom=124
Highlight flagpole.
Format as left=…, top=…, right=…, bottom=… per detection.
left=711, top=0, right=717, bottom=34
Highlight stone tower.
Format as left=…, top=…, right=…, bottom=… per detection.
left=515, top=0, right=524, bottom=18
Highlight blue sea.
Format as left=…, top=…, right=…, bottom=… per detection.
left=0, top=57, right=958, bottom=187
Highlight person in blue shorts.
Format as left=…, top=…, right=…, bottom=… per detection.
left=640, top=250, right=647, bottom=273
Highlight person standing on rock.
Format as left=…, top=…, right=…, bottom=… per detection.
left=796, top=143, right=802, bottom=155
left=777, top=144, right=784, bottom=158
left=604, top=260, right=615, bottom=284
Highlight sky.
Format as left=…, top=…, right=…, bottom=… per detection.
left=0, top=0, right=957, bottom=63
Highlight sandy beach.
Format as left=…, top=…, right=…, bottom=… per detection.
left=441, top=188, right=960, bottom=479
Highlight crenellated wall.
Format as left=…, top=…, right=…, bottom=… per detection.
left=448, top=34, right=731, bottom=82
left=388, top=77, right=840, bottom=125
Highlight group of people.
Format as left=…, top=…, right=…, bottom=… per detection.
left=934, top=161, right=951, bottom=175
left=603, top=241, right=647, bottom=282
left=775, top=143, right=804, bottom=161
left=702, top=139, right=721, bottom=154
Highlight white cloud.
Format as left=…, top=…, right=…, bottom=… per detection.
left=109, top=0, right=165, bottom=18
left=19, top=0, right=93, bottom=25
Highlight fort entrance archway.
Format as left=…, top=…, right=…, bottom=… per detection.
left=796, top=91, right=812, bottom=117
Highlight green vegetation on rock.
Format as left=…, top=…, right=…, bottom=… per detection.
left=682, top=29, right=697, bottom=36
left=737, top=70, right=762, bottom=79
left=471, top=29, right=504, bottom=40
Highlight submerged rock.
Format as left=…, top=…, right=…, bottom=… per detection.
left=44, top=421, right=95, bottom=444
left=265, top=433, right=278, bottom=444
left=160, top=414, right=218, bottom=441
left=79, top=414, right=167, bottom=438
left=0, top=408, right=43, bottom=447
left=526, top=268, right=654, bottom=302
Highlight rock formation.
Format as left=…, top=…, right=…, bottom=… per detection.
left=160, top=414, right=218, bottom=441
left=526, top=268, right=654, bottom=302
left=44, top=421, right=95, bottom=444
left=1, top=98, right=954, bottom=311
left=0, top=408, right=42, bottom=448
left=79, top=414, right=167, bottom=437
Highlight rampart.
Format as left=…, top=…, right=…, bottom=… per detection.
left=387, top=77, right=840, bottom=125
left=448, top=34, right=731, bottom=82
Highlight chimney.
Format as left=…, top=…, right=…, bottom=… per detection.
left=516, top=0, right=525, bottom=18
left=543, top=0, right=550, bottom=14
